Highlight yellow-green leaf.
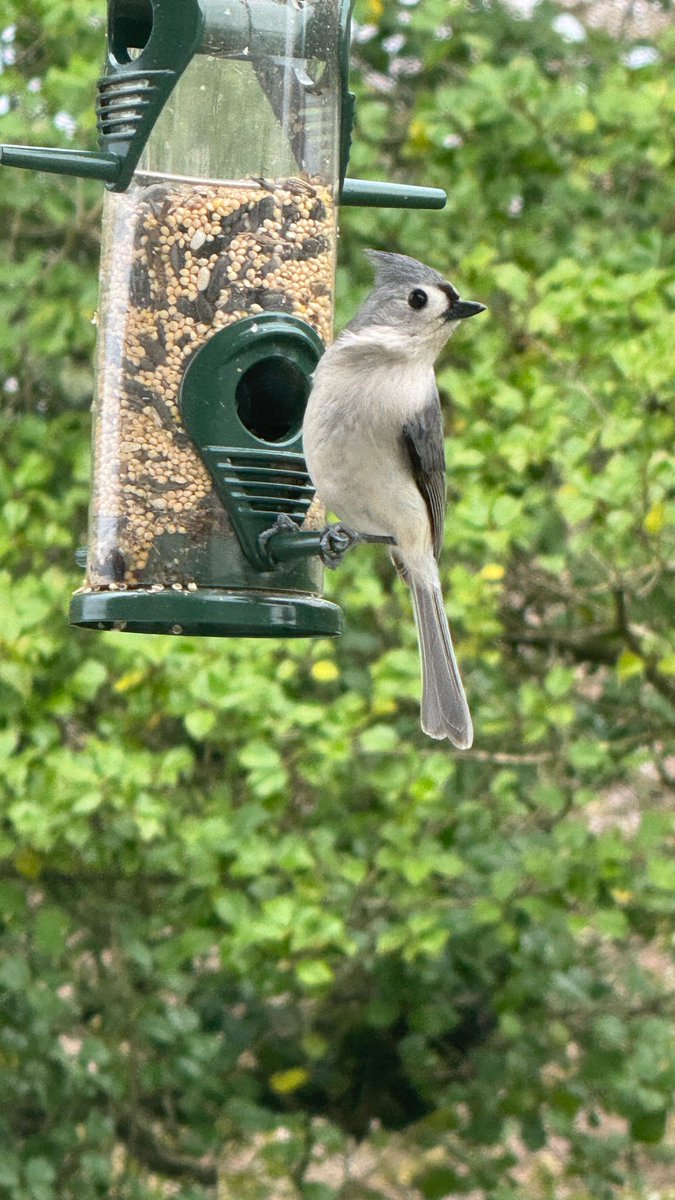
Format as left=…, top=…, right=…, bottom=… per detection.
left=269, top=1068, right=309, bottom=1095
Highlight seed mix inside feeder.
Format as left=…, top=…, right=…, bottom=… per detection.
left=89, top=176, right=336, bottom=593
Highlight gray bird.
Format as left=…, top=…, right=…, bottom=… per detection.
left=302, top=250, right=485, bottom=747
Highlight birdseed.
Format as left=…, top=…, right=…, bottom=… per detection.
left=86, top=174, right=335, bottom=590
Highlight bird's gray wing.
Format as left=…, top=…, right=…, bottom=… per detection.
left=401, top=390, right=447, bottom=561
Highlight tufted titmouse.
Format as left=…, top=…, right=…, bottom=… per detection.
left=302, top=251, right=485, bottom=748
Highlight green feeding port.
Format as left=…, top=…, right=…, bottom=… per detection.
left=178, top=315, right=327, bottom=574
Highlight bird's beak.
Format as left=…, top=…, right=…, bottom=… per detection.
left=445, top=299, right=486, bottom=321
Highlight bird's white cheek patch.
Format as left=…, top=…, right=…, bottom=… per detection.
left=427, top=286, right=453, bottom=320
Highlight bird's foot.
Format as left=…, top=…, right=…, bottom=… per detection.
left=258, top=512, right=300, bottom=553
left=258, top=516, right=394, bottom=569
left=319, top=523, right=395, bottom=569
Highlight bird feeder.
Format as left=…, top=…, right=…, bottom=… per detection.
left=0, top=0, right=445, bottom=638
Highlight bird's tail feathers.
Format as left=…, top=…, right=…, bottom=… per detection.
left=409, top=573, right=473, bottom=748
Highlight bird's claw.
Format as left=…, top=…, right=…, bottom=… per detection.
left=319, top=523, right=359, bottom=568
left=319, top=523, right=395, bottom=569
left=258, top=513, right=299, bottom=552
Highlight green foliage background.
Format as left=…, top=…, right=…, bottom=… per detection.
left=0, top=1, right=674, bottom=1197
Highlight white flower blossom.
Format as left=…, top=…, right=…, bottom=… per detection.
left=622, top=45, right=660, bottom=69
left=54, top=110, right=77, bottom=137
left=552, top=13, right=587, bottom=43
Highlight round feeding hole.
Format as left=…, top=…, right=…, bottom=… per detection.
left=235, top=356, right=309, bottom=444
left=109, top=0, right=154, bottom=64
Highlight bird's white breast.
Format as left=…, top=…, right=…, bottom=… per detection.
left=302, top=335, right=436, bottom=544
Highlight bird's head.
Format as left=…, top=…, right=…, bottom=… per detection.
left=345, top=250, right=486, bottom=361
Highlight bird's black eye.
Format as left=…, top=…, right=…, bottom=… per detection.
left=408, top=288, right=428, bottom=310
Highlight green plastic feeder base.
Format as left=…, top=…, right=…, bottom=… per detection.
left=70, top=588, right=342, bottom=638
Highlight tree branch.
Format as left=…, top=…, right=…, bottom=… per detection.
left=503, top=606, right=675, bottom=710
left=466, top=749, right=555, bottom=765
left=613, top=588, right=675, bottom=706
left=501, top=629, right=619, bottom=667
left=115, top=1113, right=218, bottom=1186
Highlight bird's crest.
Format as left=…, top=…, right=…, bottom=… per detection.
left=364, top=250, right=447, bottom=290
